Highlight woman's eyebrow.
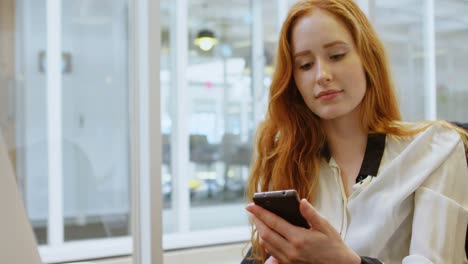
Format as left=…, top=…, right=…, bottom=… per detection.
left=293, top=41, right=349, bottom=58
left=293, top=50, right=311, bottom=58
left=323, top=40, right=348, bottom=48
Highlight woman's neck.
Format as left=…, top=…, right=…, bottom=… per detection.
left=321, top=116, right=368, bottom=197
left=321, top=114, right=368, bottom=164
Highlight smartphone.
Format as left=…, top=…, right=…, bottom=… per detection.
left=253, top=189, right=309, bottom=228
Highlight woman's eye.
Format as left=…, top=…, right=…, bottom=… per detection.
left=299, top=63, right=313, bottom=70
left=330, top=53, right=346, bottom=61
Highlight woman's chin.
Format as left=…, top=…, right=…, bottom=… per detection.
left=315, top=111, right=343, bottom=121
left=313, top=105, right=361, bottom=121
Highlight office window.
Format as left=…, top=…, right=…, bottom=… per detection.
left=186, top=0, right=253, bottom=231
left=374, top=0, right=427, bottom=121
left=10, top=0, right=466, bottom=262
left=160, top=0, right=175, bottom=234
left=262, top=1, right=281, bottom=122
left=61, top=0, right=131, bottom=241
left=0, top=0, right=50, bottom=245
left=1, top=0, right=131, bottom=260
left=435, top=0, right=468, bottom=122
left=160, top=0, right=285, bottom=239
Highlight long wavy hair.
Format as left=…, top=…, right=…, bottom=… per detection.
left=245, top=0, right=467, bottom=262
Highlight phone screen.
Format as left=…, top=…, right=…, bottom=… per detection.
left=253, top=190, right=309, bottom=228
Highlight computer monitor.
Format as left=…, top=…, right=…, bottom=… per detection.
left=0, top=132, right=42, bottom=264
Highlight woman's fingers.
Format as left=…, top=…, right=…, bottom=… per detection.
left=246, top=203, right=307, bottom=241
left=264, top=256, right=281, bottom=264
left=299, top=199, right=337, bottom=237
left=250, top=214, right=290, bottom=257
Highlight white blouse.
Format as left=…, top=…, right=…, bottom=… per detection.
left=314, top=124, right=468, bottom=263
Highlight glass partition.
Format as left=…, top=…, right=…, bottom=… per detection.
left=186, top=0, right=253, bottom=230
left=160, top=0, right=175, bottom=233
left=0, top=0, right=49, bottom=244
left=435, top=0, right=468, bottom=122
left=61, top=0, right=131, bottom=241
left=1, top=0, right=131, bottom=246
left=6, top=0, right=466, bottom=261
left=374, top=0, right=427, bottom=121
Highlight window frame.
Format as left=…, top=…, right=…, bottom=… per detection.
left=37, top=0, right=164, bottom=262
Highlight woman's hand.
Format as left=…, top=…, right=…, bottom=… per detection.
left=246, top=199, right=361, bottom=264
left=265, top=256, right=280, bottom=264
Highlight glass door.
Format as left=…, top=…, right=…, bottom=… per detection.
left=1, top=0, right=132, bottom=261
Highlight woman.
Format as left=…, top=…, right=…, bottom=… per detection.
left=242, top=0, right=468, bottom=263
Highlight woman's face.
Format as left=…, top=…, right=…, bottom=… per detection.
left=291, top=9, right=367, bottom=121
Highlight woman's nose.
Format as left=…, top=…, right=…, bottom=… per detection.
left=316, top=60, right=332, bottom=86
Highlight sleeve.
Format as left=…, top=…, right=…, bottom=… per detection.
left=240, top=247, right=263, bottom=264
left=241, top=248, right=385, bottom=264
left=403, top=134, right=468, bottom=263
left=361, top=256, right=384, bottom=264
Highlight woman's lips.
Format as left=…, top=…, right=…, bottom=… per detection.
left=316, top=90, right=343, bottom=100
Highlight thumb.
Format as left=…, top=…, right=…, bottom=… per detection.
left=265, top=256, right=280, bottom=264
left=299, top=199, right=331, bottom=234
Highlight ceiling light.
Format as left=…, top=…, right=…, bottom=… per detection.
left=194, top=29, right=218, bottom=51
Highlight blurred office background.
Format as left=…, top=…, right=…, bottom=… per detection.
left=0, top=0, right=467, bottom=263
